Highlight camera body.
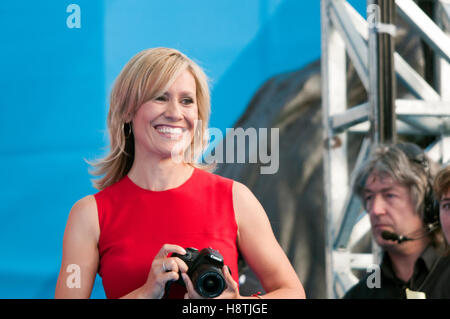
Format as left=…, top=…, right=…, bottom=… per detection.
left=169, top=247, right=226, bottom=298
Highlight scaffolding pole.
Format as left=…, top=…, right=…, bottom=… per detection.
left=368, top=0, right=396, bottom=144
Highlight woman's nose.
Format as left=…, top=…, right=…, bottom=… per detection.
left=164, top=100, right=183, bottom=120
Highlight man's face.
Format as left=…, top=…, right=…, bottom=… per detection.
left=439, top=189, right=450, bottom=244
left=363, top=172, right=425, bottom=248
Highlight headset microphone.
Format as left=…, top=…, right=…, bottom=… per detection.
left=381, top=231, right=413, bottom=243
left=381, top=222, right=439, bottom=244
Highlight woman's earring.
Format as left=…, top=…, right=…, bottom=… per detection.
left=123, top=122, right=132, bottom=139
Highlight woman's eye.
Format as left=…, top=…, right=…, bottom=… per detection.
left=181, top=98, right=194, bottom=105
left=155, top=95, right=167, bottom=102
left=441, top=203, right=450, bottom=210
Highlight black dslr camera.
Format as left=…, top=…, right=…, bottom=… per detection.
left=167, top=247, right=226, bottom=298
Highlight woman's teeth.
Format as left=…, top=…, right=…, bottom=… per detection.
left=155, top=126, right=184, bottom=139
left=156, top=126, right=182, bottom=134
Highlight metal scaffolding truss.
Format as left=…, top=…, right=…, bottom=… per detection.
left=321, top=0, right=450, bottom=298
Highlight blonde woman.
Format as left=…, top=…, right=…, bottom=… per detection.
left=54, top=48, right=305, bottom=299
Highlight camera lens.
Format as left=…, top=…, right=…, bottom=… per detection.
left=195, top=271, right=225, bottom=298
left=204, top=276, right=220, bottom=292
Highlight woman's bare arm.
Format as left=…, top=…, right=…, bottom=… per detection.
left=233, top=181, right=306, bottom=299
left=54, top=195, right=100, bottom=298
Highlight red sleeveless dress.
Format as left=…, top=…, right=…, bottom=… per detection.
left=94, top=168, right=239, bottom=299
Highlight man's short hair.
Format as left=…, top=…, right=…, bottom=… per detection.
left=353, top=142, right=446, bottom=249
left=353, top=143, right=432, bottom=219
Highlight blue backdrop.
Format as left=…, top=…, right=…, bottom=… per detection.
left=0, top=0, right=365, bottom=298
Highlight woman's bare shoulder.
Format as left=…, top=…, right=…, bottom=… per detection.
left=232, top=181, right=261, bottom=210
left=70, top=195, right=98, bottom=219
left=67, top=195, right=99, bottom=241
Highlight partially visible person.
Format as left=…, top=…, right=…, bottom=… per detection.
left=433, top=165, right=450, bottom=246
left=54, top=47, right=306, bottom=299
left=343, top=142, right=450, bottom=299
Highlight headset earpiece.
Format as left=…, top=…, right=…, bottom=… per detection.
left=395, top=143, right=440, bottom=227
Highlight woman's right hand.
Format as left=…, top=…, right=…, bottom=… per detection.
left=141, top=244, right=188, bottom=299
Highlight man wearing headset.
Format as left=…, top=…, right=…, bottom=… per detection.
left=343, top=142, right=450, bottom=298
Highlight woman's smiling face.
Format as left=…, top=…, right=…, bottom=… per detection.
left=132, top=69, right=198, bottom=160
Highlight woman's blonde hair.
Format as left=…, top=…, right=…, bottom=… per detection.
left=89, top=47, right=212, bottom=191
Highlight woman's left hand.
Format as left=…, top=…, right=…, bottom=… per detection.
left=183, top=265, right=241, bottom=299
